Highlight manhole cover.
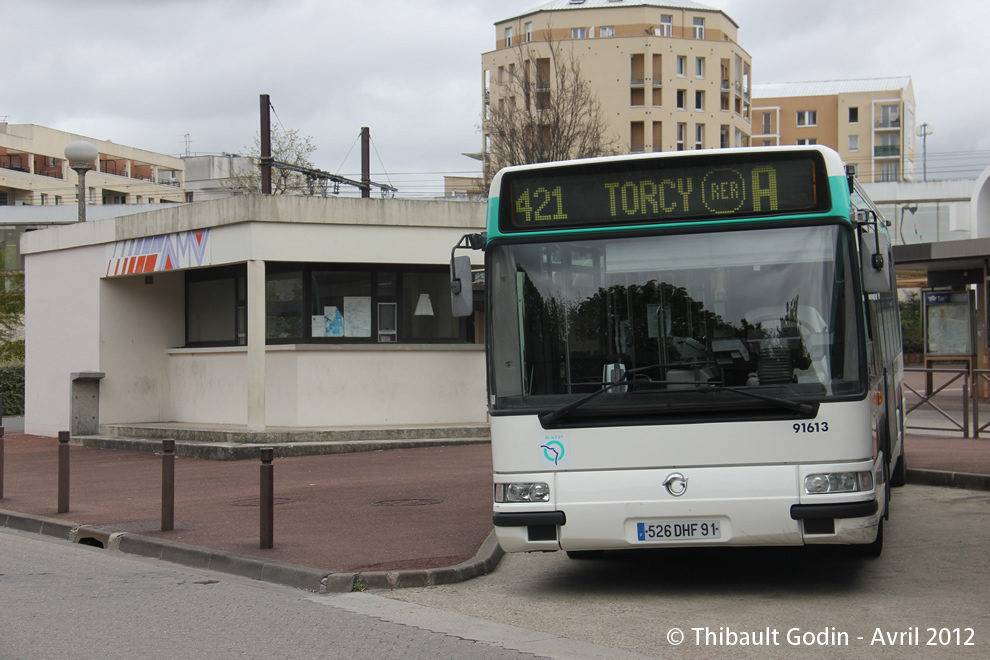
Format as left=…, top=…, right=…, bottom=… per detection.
left=372, top=498, right=442, bottom=507
left=230, top=497, right=296, bottom=507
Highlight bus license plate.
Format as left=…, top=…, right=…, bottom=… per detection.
left=637, top=520, right=721, bottom=542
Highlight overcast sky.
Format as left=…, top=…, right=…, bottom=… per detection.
left=5, top=0, right=989, bottom=197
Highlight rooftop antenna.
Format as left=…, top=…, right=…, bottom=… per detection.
left=180, top=133, right=192, bottom=157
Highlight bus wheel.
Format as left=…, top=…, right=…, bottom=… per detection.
left=853, top=520, right=883, bottom=558
left=566, top=550, right=605, bottom=559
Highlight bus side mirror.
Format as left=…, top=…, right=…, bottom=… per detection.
left=450, top=255, right=474, bottom=318
left=860, top=231, right=891, bottom=294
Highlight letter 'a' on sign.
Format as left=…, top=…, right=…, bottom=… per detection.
left=450, top=255, right=474, bottom=317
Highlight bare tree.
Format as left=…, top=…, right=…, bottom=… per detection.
left=224, top=126, right=317, bottom=195
left=483, top=33, right=619, bottom=181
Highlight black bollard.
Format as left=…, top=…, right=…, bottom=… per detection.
left=260, top=447, right=274, bottom=549
left=161, top=439, right=175, bottom=532
left=57, top=431, right=70, bottom=513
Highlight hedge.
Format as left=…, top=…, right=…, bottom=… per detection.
left=0, top=361, right=25, bottom=417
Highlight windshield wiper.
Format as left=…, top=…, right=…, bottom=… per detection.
left=539, top=363, right=658, bottom=426
left=700, top=384, right=818, bottom=416
left=539, top=369, right=817, bottom=426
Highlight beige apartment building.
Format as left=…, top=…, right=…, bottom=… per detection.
left=0, top=123, right=187, bottom=208
left=481, top=0, right=752, bottom=178
left=752, top=77, right=916, bottom=183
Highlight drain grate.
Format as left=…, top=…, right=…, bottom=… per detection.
left=230, top=497, right=297, bottom=507
left=372, top=498, right=442, bottom=507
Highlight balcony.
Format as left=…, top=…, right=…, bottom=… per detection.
left=875, top=118, right=900, bottom=129
left=0, top=155, right=27, bottom=173
left=875, top=145, right=901, bottom=158
left=0, top=155, right=64, bottom=179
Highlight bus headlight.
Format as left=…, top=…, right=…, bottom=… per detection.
left=804, top=471, right=874, bottom=494
left=495, top=482, right=550, bottom=502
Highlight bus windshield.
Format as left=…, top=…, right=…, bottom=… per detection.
left=488, top=224, right=865, bottom=417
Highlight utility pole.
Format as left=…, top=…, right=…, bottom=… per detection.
left=260, top=94, right=272, bottom=194
left=361, top=127, right=371, bottom=199
left=918, top=122, right=934, bottom=182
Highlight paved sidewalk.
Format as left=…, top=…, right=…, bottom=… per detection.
left=0, top=434, right=498, bottom=593
left=2, top=430, right=987, bottom=594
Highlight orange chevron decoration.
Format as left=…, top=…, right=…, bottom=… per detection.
left=106, top=229, right=211, bottom=277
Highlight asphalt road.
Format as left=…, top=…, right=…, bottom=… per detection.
left=374, top=484, right=990, bottom=659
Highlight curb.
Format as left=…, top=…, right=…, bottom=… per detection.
left=71, top=436, right=490, bottom=461
left=0, top=508, right=503, bottom=593
left=907, top=468, right=990, bottom=491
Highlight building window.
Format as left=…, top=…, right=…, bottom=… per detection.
left=695, top=90, right=705, bottom=111
left=40, top=193, right=48, bottom=206
left=630, top=121, right=645, bottom=153
left=55, top=195, right=62, bottom=205
left=572, top=27, right=587, bottom=39
left=260, top=263, right=467, bottom=345
left=797, top=138, right=817, bottom=145
left=525, top=22, right=533, bottom=42
left=677, top=55, right=687, bottom=76
left=695, top=124, right=705, bottom=150
left=762, top=112, right=771, bottom=134
left=695, top=57, right=705, bottom=78
left=631, top=87, right=645, bottom=107
left=849, top=107, right=859, bottom=123
left=677, top=89, right=687, bottom=109
left=657, top=15, right=673, bottom=36
left=186, top=265, right=248, bottom=346
left=599, top=25, right=614, bottom=37
left=849, top=135, right=859, bottom=151
left=677, top=123, right=687, bottom=151
left=693, top=17, right=705, bottom=39
left=881, top=161, right=899, bottom=182
left=796, top=110, right=817, bottom=126
left=878, top=104, right=900, bottom=128
left=505, top=27, right=513, bottom=47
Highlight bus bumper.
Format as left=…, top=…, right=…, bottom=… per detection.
left=493, top=460, right=882, bottom=553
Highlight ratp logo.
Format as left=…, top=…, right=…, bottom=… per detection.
left=540, top=435, right=568, bottom=467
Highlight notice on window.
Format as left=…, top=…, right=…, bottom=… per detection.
left=344, top=297, right=371, bottom=337
left=311, top=306, right=344, bottom=337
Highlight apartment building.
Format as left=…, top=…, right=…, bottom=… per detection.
left=752, top=77, right=916, bottom=183
left=481, top=0, right=753, bottom=177
left=0, top=123, right=188, bottom=208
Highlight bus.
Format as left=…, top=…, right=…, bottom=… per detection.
left=450, top=145, right=905, bottom=558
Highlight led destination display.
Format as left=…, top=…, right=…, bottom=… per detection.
left=501, top=153, right=828, bottom=232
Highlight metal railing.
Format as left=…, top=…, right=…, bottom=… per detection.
left=904, top=366, right=969, bottom=437
left=971, top=369, right=990, bottom=438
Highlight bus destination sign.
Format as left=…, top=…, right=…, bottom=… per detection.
left=501, top=153, right=828, bottom=232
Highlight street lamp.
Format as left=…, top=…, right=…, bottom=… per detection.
left=64, top=141, right=98, bottom=222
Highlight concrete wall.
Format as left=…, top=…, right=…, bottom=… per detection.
left=99, top=270, right=185, bottom=424
left=24, top=244, right=104, bottom=437
left=265, top=345, right=486, bottom=427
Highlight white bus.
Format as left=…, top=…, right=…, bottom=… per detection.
left=451, top=146, right=905, bottom=557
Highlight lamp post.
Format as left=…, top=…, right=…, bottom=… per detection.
left=64, top=141, right=98, bottom=223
